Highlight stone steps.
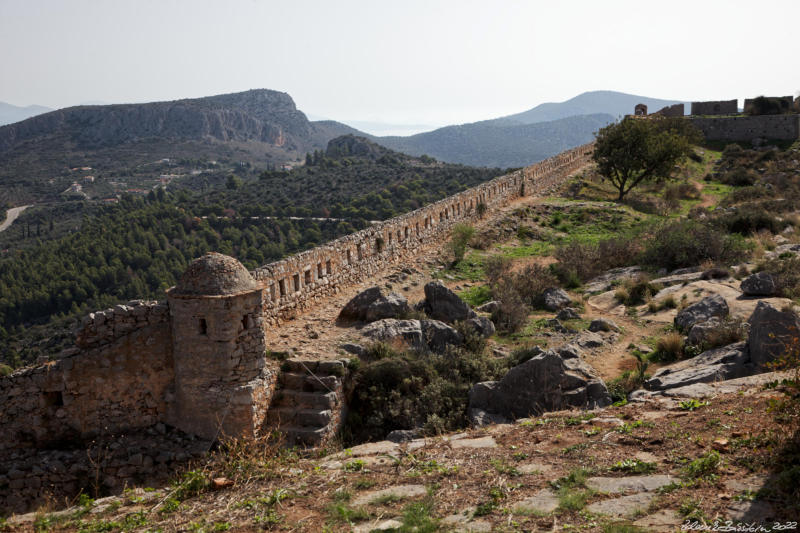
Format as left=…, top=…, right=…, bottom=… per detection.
left=265, top=358, right=349, bottom=447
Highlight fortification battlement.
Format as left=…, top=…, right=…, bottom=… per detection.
left=0, top=141, right=594, bottom=455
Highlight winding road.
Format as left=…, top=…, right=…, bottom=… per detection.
left=0, top=205, right=31, bottom=233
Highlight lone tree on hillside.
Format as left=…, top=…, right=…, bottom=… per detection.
left=592, top=117, right=702, bottom=201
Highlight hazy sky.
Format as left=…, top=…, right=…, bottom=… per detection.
left=1, top=0, right=798, bottom=131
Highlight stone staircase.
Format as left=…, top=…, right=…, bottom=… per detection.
left=265, top=358, right=350, bottom=447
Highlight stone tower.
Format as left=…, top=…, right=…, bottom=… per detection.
left=166, top=253, right=274, bottom=440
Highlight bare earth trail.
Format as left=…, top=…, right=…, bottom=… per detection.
left=265, top=164, right=599, bottom=360
left=0, top=205, right=31, bottom=233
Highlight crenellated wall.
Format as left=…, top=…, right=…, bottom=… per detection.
left=0, top=141, right=594, bottom=513
left=251, top=142, right=594, bottom=324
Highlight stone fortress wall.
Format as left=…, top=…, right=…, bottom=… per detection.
left=0, top=141, right=594, bottom=455
left=251, top=142, right=594, bottom=324
left=636, top=95, right=800, bottom=143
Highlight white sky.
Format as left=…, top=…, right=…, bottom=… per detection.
left=1, top=0, right=798, bottom=130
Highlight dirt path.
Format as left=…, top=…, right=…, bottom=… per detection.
left=0, top=205, right=31, bottom=233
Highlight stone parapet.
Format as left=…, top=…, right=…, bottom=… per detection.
left=75, top=300, right=169, bottom=350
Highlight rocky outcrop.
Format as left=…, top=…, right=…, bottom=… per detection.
left=747, top=301, right=800, bottom=369
left=686, top=318, right=721, bottom=346
left=741, top=272, right=777, bottom=296
left=339, top=286, right=409, bottom=322
left=360, top=318, right=463, bottom=354
left=465, top=316, right=496, bottom=338
left=0, top=89, right=312, bottom=153
left=645, top=342, right=752, bottom=391
left=588, top=318, right=619, bottom=333
left=421, top=320, right=464, bottom=353
left=675, top=294, right=729, bottom=332
left=422, top=281, right=476, bottom=322
left=542, top=288, right=571, bottom=311
left=556, top=308, right=581, bottom=321
left=468, top=350, right=611, bottom=424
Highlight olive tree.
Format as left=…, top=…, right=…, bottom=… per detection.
left=592, top=117, right=702, bottom=202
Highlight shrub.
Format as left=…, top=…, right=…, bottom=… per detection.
left=490, top=280, right=529, bottom=334
left=484, top=255, right=512, bottom=286
left=651, top=332, right=685, bottom=362
left=449, top=223, right=476, bottom=264
left=718, top=206, right=784, bottom=235
left=614, top=275, right=662, bottom=306
left=511, top=264, right=559, bottom=309
left=553, top=237, right=640, bottom=285
left=756, top=256, right=800, bottom=298
left=344, top=345, right=508, bottom=443
left=719, top=168, right=758, bottom=186
left=638, top=219, right=748, bottom=271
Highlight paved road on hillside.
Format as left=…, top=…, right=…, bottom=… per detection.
left=0, top=205, right=31, bottom=233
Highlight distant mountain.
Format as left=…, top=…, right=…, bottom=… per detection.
left=375, top=113, right=614, bottom=168
left=495, top=90, right=686, bottom=125
left=0, top=89, right=365, bottom=203
left=0, top=102, right=52, bottom=126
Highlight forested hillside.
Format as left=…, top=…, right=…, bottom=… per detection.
left=0, top=136, right=502, bottom=368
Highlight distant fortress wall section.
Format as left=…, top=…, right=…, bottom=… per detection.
left=689, top=114, right=800, bottom=142
left=251, top=142, right=595, bottom=323
left=691, top=100, right=738, bottom=115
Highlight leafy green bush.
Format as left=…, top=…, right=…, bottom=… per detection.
left=449, top=223, right=475, bottom=264
left=638, top=219, right=748, bottom=271
left=344, top=344, right=508, bottom=443
left=552, top=237, right=641, bottom=286
left=718, top=206, right=784, bottom=235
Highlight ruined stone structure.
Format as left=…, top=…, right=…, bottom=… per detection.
left=631, top=95, right=800, bottom=143
left=690, top=99, right=738, bottom=115
left=689, top=114, right=800, bottom=142
left=653, top=103, right=684, bottom=117
left=634, top=103, right=648, bottom=116
left=0, top=142, right=594, bottom=511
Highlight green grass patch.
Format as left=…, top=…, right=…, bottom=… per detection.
left=436, top=250, right=486, bottom=281
left=459, top=284, right=492, bottom=307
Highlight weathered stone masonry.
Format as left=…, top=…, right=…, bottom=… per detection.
left=0, top=142, right=594, bottom=454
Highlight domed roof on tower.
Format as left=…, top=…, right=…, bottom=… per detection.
left=172, top=252, right=257, bottom=296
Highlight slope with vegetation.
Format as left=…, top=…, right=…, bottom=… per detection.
left=0, top=136, right=502, bottom=369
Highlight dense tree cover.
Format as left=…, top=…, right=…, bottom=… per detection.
left=0, top=142, right=506, bottom=366
left=592, top=117, right=702, bottom=201
left=0, top=194, right=365, bottom=333
left=176, top=149, right=503, bottom=221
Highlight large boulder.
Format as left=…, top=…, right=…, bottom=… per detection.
left=686, top=318, right=721, bottom=346
left=360, top=318, right=464, bottom=354
left=468, top=350, right=611, bottom=424
left=365, top=293, right=410, bottom=322
left=675, top=294, right=729, bottom=332
left=542, top=288, right=571, bottom=311
left=465, top=315, right=496, bottom=338
left=645, top=342, right=752, bottom=391
left=421, top=320, right=463, bottom=353
left=747, top=301, right=800, bottom=369
left=588, top=318, right=619, bottom=333
left=360, top=319, right=426, bottom=352
left=339, top=286, right=409, bottom=322
left=476, top=301, right=500, bottom=314
left=740, top=272, right=777, bottom=297
left=422, top=281, right=476, bottom=323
